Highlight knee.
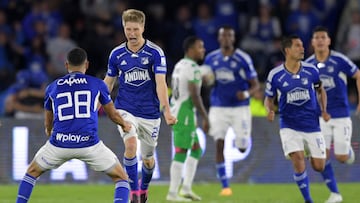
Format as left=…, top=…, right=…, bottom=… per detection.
left=335, top=154, right=348, bottom=163
left=142, top=157, right=155, bottom=169
left=26, top=161, right=43, bottom=178
left=124, top=137, right=137, bottom=156
left=312, top=162, right=325, bottom=172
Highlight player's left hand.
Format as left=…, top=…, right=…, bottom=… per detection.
left=321, top=111, right=331, bottom=122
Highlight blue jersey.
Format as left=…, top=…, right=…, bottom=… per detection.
left=44, top=72, right=112, bottom=148
left=204, top=48, right=258, bottom=107
left=107, top=40, right=167, bottom=119
left=265, top=62, right=321, bottom=132
left=305, top=50, right=358, bottom=118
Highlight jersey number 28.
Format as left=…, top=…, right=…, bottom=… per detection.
left=57, top=90, right=91, bottom=121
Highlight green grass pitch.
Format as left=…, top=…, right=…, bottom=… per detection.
left=1, top=182, right=359, bottom=203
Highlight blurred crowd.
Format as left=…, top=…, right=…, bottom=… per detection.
left=0, top=0, right=359, bottom=118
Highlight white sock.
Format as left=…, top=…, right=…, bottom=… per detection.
left=169, top=161, right=184, bottom=194
left=182, top=156, right=199, bottom=192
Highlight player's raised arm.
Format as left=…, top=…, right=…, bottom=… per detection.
left=155, top=74, right=177, bottom=125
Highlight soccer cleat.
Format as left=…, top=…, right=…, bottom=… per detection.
left=219, top=187, right=232, bottom=196
left=140, top=190, right=148, bottom=203
left=130, top=191, right=140, bottom=203
left=345, top=147, right=355, bottom=165
left=325, top=192, right=343, bottom=203
left=179, top=189, right=201, bottom=201
left=166, top=193, right=191, bottom=202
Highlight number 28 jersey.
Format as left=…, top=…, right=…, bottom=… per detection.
left=44, top=72, right=112, bottom=148
left=170, top=58, right=202, bottom=126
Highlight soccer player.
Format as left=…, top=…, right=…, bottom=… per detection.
left=305, top=26, right=359, bottom=203
left=16, top=47, right=131, bottom=203
left=203, top=25, right=260, bottom=196
left=166, top=36, right=209, bottom=202
left=264, top=35, right=330, bottom=203
left=103, top=9, right=177, bottom=203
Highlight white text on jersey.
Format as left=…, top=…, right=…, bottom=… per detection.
left=56, top=133, right=90, bottom=143
left=57, top=78, right=88, bottom=86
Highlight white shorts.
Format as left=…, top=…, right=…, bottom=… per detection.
left=279, top=128, right=326, bottom=159
left=116, top=110, right=161, bottom=159
left=34, top=141, right=119, bottom=172
left=209, top=106, right=251, bottom=149
left=320, top=117, right=352, bottom=155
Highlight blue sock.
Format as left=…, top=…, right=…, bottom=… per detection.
left=114, top=180, right=130, bottom=203
left=321, top=160, right=339, bottom=193
left=294, top=171, right=312, bottom=203
left=140, top=164, right=154, bottom=191
left=216, top=163, right=229, bottom=188
left=16, top=173, right=37, bottom=203
left=124, top=156, right=138, bottom=191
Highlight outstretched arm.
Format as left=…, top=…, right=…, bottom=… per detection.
left=155, top=74, right=177, bottom=125
left=102, top=101, right=131, bottom=132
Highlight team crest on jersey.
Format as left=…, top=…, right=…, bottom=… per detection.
left=286, top=87, right=310, bottom=106
left=230, top=61, right=237, bottom=68
left=141, top=57, right=149, bottom=65
left=213, top=60, right=219, bottom=66
left=124, top=67, right=150, bottom=87
left=327, top=66, right=334, bottom=73
left=320, top=75, right=335, bottom=91
left=301, top=78, right=308, bottom=85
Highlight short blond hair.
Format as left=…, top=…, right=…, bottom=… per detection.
left=122, top=9, right=146, bottom=26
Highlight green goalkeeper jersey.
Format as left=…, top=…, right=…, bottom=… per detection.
left=170, top=58, right=202, bottom=128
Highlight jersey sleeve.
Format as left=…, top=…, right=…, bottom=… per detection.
left=310, top=65, right=321, bottom=88
left=44, top=84, right=53, bottom=111
left=341, top=57, right=359, bottom=77
left=189, top=63, right=202, bottom=84
left=265, top=71, right=276, bottom=98
left=153, top=48, right=167, bottom=74
left=98, top=80, right=112, bottom=105
left=242, top=54, right=258, bottom=80
left=106, top=52, right=119, bottom=77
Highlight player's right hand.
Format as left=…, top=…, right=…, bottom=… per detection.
left=321, top=111, right=331, bottom=122
left=164, top=110, right=178, bottom=125
left=267, top=110, right=275, bottom=122
left=121, top=121, right=132, bottom=133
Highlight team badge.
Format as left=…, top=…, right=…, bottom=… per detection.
left=141, top=57, right=149, bottom=65
left=301, top=78, right=308, bottom=85
left=327, top=66, right=334, bottom=73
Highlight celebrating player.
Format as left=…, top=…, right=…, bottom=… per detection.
left=305, top=26, right=359, bottom=203
left=264, top=35, right=329, bottom=203
left=203, top=25, right=260, bottom=196
left=103, top=9, right=177, bottom=203
left=16, top=47, right=131, bottom=203
left=166, top=36, right=209, bottom=202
